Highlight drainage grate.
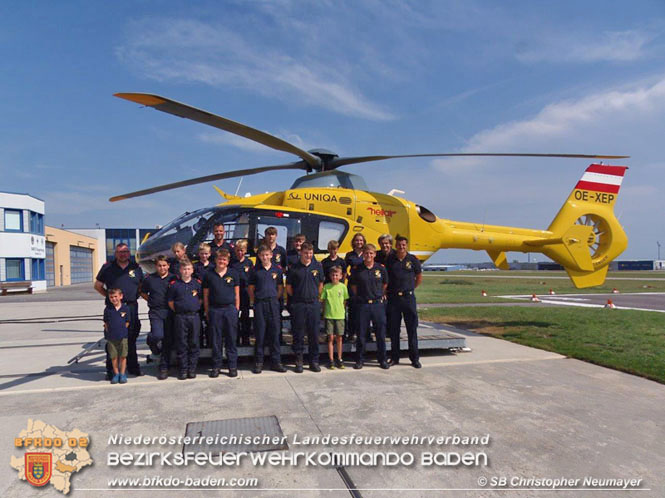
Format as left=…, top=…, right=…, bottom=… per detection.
left=183, top=415, right=289, bottom=453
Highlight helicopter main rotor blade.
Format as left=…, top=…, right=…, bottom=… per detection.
left=329, top=152, right=630, bottom=168
left=109, top=163, right=306, bottom=202
left=114, top=93, right=321, bottom=169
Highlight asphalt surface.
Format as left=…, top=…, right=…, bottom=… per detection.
left=0, top=287, right=663, bottom=496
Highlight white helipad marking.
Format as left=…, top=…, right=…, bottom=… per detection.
left=498, top=294, right=665, bottom=313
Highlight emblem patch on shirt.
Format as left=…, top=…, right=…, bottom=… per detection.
left=128, top=270, right=135, bottom=278
left=192, top=290, right=198, bottom=297
left=271, top=272, right=278, bottom=280
left=405, top=261, right=412, bottom=270
left=120, top=312, right=126, bottom=318
left=311, top=270, right=319, bottom=277
left=275, top=254, right=281, bottom=262
left=225, top=276, right=233, bottom=284
left=374, top=269, right=382, bottom=278
left=244, top=266, right=249, bottom=272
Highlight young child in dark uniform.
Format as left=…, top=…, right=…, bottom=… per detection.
left=139, top=255, right=176, bottom=380
left=167, top=259, right=202, bottom=380
left=231, top=239, right=253, bottom=347
left=168, top=242, right=187, bottom=277
left=321, top=240, right=347, bottom=283
left=248, top=245, right=286, bottom=373
left=194, top=242, right=213, bottom=348
left=203, top=249, right=240, bottom=378
left=103, top=288, right=130, bottom=384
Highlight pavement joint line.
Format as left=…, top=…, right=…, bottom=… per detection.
left=0, top=356, right=564, bottom=397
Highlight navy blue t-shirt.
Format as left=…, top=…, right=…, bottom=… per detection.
left=271, top=245, right=287, bottom=269
left=141, top=272, right=176, bottom=311
left=104, top=303, right=130, bottom=340
left=202, top=269, right=239, bottom=307
left=376, top=248, right=396, bottom=266
left=167, top=278, right=202, bottom=313
left=231, top=259, right=253, bottom=290
left=321, top=255, right=347, bottom=284
left=249, top=264, right=283, bottom=300
left=96, top=260, right=144, bottom=305
left=344, top=250, right=364, bottom=274
left=209, top=240, right=236, bottom=263
left=287, top=260, right=325, bottom=302
left=350, top=263, right=388, bottom=300
left=286, top=249, right=300, bottom=270
left=386, top=253, right=422, bottom=294
left=193, top=261, right=213, bottom=281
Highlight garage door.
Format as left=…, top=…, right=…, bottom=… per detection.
left=46, top=242, right=55, bottom=287
left=70, top=246, right=93, bottom=284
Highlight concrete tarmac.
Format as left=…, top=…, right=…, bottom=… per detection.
left=0, top=297, right=663, bottom=497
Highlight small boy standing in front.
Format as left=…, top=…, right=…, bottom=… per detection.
left=103, top=288, right=130, bottom=384
left=320, top=267, right=349, bottom=369
left=167, top=259, right=202, bottom=380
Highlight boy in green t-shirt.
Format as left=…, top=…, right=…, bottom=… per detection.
left=320, top=266, right=349, bottom=369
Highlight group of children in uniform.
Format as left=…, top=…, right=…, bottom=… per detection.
left=103, top=224, right=420, bottom=383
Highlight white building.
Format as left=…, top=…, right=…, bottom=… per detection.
left=0, top=192, right=46, bottom=292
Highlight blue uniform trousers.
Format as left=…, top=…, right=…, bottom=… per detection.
left=209, top=305, right=238, bottom=370
left=238, top=291, right=251, bottom=343
left=387, top=294, right=419, bottom=363
left=147, top=309, right=169, bottom=355
left=355, top=301, right=387, bottom=363
left=254, top=298, right=282, bottom=365
left=173, top=312, right=200, bottom=373
left=158, top=311, right=174, bottom=371
left=106, top=301, right=141, bottom=375
left=291, top=301, right=321, bottom=363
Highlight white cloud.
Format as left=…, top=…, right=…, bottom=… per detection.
left=516, top=29, right=653, bottom=63
left=116, top=19, right=394, bottom=121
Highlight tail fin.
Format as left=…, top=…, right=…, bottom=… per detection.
left=540, top=164, right=628, bottom=287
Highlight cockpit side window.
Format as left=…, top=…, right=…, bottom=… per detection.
left=255, top=215, right=302, bottom=254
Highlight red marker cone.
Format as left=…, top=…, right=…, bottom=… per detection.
left=549, top=289, right=556, bottom=295
left=612, top=288, right=620, bottom=294
left=531, top=294, right=541, bottom=302
left=481, top=290, right=487, bottom=297
left=605, top=299, right=616, bottom=309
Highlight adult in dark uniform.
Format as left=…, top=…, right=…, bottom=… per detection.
left=167, top=260, right=202, bottom=380
left=286, top=242, right=324, bottom=373
left=231, top=240, right=253, bottom=347
left=375, top=234, right=396, bottom=266
left=95, top=243, right=144, bottom=377
left=203, top=249, right=240, bottom=378
left=385, top=235, right=423, bottom=368
left=350, top=243, right=389, bottom=370
left=209, top=223, right=235, bottom=262
left=139, top=255, right=176, bottom=379
left=248, top=245, right=286, bottom=373
left=344, top=233, right=366, bottom=341
left=321, top=240, right=347, bottom=283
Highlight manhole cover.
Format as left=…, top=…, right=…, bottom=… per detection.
left=183, top=415, right=289, bottom=453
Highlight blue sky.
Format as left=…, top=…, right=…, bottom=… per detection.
left=1, top=1, right=664, bottom=263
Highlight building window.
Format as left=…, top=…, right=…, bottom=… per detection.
left=30, top=211, right=44, bottom=234
left=105, top=229, right=137, bottom=262
left=6, top=259, right=24, bottom=281
left=4, top=210, right=23, bottom=232
left=31, top=259, right=45, bottom=280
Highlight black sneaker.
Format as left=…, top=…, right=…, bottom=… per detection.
left=271, top=363, right=287, bottom=373
left=310, top=363, right=321, bottom=373
left=128, top=367, right=144, bottom=377
left=388, top=358, right=400, bottom=365
left=157, top=370, right=168, bottom=380
left=412, top=360, right=422, bottom=369
left=253, top=364, right=263, bottom=374
left=209, top=368, right=220, bottom=378
left=335, top=359, right=344, bottom=369
left=353, top=361, right=363, bottom=370
left=229, top=369, right=238, bottom=378
left=379, top=361, right=390, bottom=370
left=327, top=360, right=335, bottom=370
left=177, top=372, right=187, bottom=380
left=187, top=371, right=197, bottom=379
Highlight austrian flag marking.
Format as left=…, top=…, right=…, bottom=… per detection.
left=575, top=164, right=627, bottom=194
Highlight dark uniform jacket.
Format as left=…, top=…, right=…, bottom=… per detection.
left=167, top=278, right=202, bottom=313
left=249, top=264, right=283, bottom=300
left=104, top=304, right=130, bottom=340
left=350, top=263, right=388, bottom=301
left=96, top=260, right=144, bottom=305
left=141, top=272, right=176, bottom=317
left=287, top=260, right=324, bottom=303
left=202, top=269, right=240, bottom=307
left=385, top=253, right=422, bottom=295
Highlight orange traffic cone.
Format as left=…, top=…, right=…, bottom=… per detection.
left=481, top=290, right=487, bottom=297
left=549, top=289, right=556, bottom=295
left=612, top=288, right=620, bottom=294
left=605, top=299, right=616, bottom=309
left=531, top=294, right=541, bottom=302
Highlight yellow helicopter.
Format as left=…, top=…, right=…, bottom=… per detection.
left=112, top=93, right=629, bottom=288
